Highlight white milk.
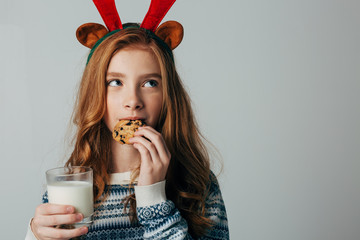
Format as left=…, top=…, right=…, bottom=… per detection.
left=47, top=181, right=94, bottom=218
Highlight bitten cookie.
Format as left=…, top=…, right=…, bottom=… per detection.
left=112, top=119, right=145, bottom=144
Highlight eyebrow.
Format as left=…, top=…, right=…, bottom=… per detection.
left=107, top=72, right=126, bottom=78
left=107, top=72, right=162, bottom=79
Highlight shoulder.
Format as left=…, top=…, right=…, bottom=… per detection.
left=204, top=171, right=228, bottom=230
left=209, top=171, right=219, bottom=183
left=207, top=171, right=222, bottom=197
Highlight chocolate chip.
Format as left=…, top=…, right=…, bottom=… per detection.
left=114, top=130, right=118, bottom=137
left=120, top=140, right=125, bottom=144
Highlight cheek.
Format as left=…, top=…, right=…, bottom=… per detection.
left=103, top=94, right=118, bottom=130
left=149, top=95, right=163, bottom=120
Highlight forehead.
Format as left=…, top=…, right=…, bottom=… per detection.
left=107, top=47, right=161, bottom=75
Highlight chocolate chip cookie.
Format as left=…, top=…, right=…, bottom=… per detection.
left=112, top=119, right=145, bottom=144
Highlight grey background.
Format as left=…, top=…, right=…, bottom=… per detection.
left=1, top=0, right=359, bottom=239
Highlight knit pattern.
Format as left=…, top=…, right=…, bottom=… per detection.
left=42, top=173, right=229, bottom=239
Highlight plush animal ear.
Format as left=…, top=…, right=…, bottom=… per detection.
left=155, top=21, right=183, bottom=50
left=76, top=23, right=109, bottom=49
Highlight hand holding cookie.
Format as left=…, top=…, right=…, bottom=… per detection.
left=129, top=126, right=171, bottom=186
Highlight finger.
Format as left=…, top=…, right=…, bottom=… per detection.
left=133, top=127, right=171, bottom=161
left=139, top=126, right=170, bottom=156
left=34, top=213, right=83, bottom=227
left=131, top=136, right=160, bottom=164
left=133, top=142, right=159, bottom=186
left=39, top=226, right=88, bottom=239
left=137, top=126, right=170, bottom=156
left=136, top=126, right=164, bottom=143
left=132, top=142, right=153, bottom=167
left=35, top=203, right=75, bottom=216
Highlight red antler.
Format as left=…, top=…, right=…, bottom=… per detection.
left=93, top=0, right=123, bottom=31
left=141, top=0, right=176, bottom=32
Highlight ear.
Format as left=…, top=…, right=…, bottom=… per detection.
left=155, top=21, right=183, bottom=50
left=76, top=23, right=109, bottom=49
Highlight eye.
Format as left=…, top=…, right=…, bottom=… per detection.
left=107, top=79, right=122, bottom=87
left=143, top=80, right=158, bottom=88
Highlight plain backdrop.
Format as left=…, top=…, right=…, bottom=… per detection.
left=1, top=0, right=360, bottom=239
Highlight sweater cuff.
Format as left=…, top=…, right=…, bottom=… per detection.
left=134, top=181, right=167, bottom=207
left=25, top=218, right=38, bottom=240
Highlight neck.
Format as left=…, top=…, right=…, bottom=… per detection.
left=110, top=139, right=140, bottom=173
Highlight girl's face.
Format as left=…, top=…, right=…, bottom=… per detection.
left=103, top=47, right=163, bottom=132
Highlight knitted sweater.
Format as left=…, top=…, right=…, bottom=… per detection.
left=26, top=171, right=229, bottom=239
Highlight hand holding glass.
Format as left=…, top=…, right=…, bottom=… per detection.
left=46, top=166, right=94, bottom=227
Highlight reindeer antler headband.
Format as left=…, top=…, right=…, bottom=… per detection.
left=76, top=0, right=183, bottom=63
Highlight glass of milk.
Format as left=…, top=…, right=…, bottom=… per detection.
left=46, top=166, right=94, bottom=227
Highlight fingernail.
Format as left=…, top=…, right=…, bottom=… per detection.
left=81, top=227, right=88, bottom=234
left=66, top=206, right=74, bottom=213
left=76, top=213, right=83, bottom=221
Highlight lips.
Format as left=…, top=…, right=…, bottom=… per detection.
left=120, top=117, right=146, bottom=121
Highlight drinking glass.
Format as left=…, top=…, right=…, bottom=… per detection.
left=46, top=166, right=94, bottom=227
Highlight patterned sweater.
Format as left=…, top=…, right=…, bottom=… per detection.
left=26, top=171, right=229, bottom=239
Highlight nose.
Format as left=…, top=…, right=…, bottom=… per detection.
left=123, top=89, right=143, bottom=110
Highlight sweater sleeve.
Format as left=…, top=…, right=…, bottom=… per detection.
left=24, top=193, right=49, bottom=240
left=135, top=172, right=229, bottom=239
left=25, top=219, right=38, bottom=240
left=198, top=172, right=229, bottom=239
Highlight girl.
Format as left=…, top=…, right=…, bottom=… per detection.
left=26, top=2, right=229, bottom=239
